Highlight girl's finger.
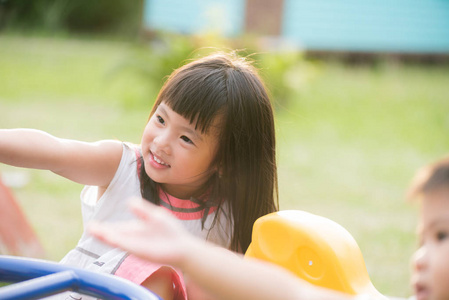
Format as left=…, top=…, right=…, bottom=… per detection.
left=128, top=198, right=156, bottom=221
left=87, top=222, right=118, bottom=245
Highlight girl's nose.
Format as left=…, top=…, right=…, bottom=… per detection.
left=153, top=132, right=172, bottom=155
left=412, top=245, right=428, bottom=271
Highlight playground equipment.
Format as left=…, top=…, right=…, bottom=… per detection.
left=0, top=209, right=384, bottom=299
left=0, top=175, right=44, bottom=258
left=0, top=255, right=160, bottom=299
left=245, top=210, right=385, bottom=298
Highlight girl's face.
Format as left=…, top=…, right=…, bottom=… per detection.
left=412, top=189, right=449, bottom=300
left=141, top=102, right=220, bottom=199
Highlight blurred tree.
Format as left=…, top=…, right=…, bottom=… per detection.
left=64, top=0, right=142, bottom=35
left=256, top=50, right=317, bottom=108
left=108, top=33, right=202, bottom=109
left=108, top=32, right=315, bottom=111
left=0, top=0, right=142, bottom=36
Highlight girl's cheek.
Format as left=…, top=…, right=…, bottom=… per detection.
left=143, top=124, right=156, bottom=142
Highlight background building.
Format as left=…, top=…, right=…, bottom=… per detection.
left=143, top=0, right=449, bottom=54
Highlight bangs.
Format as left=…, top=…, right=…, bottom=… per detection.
left=159, top=66, right=227, bottom=134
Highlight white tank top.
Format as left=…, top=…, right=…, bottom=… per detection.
left=46, top=143, right=232, bottom=299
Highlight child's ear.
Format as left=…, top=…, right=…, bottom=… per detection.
left=215, top=165, right=223, bottom=178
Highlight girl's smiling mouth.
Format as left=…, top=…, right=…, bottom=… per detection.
left=149, top=151, right=171, bottom=168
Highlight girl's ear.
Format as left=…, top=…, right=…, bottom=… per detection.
left=215, top=165, right=223, bottom=179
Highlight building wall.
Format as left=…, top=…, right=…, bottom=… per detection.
left=143, top=0, right=245, bottom=36
left=245, top=0, right=284, bottom=36
left=143, top=0, right=449, bottom=54
left=282, top=0, right=449, bottom=53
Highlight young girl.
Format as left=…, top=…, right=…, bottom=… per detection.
left=90, top=155, right=449, bottom=300
left=0, top=52, right=279, bottom=300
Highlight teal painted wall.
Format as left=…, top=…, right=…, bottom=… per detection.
left=143, top=0, right=245, bottom=36
left=282, top=0, right=449, bottom=53
left=143, top=0, right=449, bottom=53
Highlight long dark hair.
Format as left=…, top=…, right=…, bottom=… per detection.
left=140, top=51, right=278, bottom=253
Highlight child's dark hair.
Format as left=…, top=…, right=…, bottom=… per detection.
left=407, top=155, right=449, bottom=201
left=139, top=51, right=279, bottom=253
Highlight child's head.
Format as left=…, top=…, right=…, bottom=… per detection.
left=407, top=156, right=449, bottom=300
left=140, top=51, right=278, bottom=252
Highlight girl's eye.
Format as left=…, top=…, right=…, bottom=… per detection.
left=156, top=115, right=165, bottom=125
left=180, top=135, right=194, bottom=145
left=437, top=231, right=448, bottom=242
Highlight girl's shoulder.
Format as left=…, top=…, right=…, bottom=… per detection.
left=121, top=142, right=142, bottom=178
left=121, top=142, right=142, bottom=162
left=123, top=142, right=141, bottom=152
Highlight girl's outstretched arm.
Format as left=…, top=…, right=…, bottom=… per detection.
left=0, top=129, right=122, bottom=187
left=88, top=199, right=355, bottom=300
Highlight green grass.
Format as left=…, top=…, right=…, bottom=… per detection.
left=1, top=34, right=449, bottom=297
left=276, top=61, right=449, bottom=296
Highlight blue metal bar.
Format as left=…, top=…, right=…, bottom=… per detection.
left=0, top=270, right=77, bottom=299
left=0, top=255, right=161, bottom=300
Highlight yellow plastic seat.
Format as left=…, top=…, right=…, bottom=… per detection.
left=245, top=210, right=383, bottom=297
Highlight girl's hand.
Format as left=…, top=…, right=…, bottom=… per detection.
left=88, top=198, right=198, bottom=268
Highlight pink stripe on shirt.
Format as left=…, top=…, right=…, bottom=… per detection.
left=115, top=255, right=187, bottom=300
